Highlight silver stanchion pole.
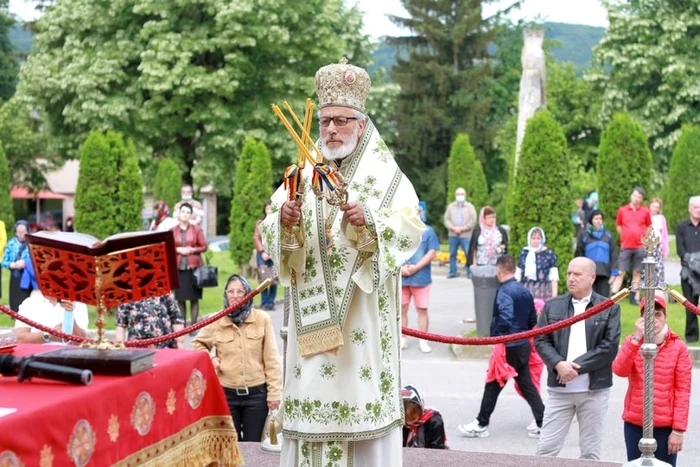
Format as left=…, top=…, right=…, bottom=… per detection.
left=280, top=287, right=290, bottom=379
left=624, top=227, right=670, bottom=467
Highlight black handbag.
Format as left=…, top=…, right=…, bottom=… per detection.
left=194, top=257, right=218, bottom=288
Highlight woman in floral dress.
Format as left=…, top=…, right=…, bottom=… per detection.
left=115, top=292, right=185, bottom=349
left=516, top=227, right=559, bottom=302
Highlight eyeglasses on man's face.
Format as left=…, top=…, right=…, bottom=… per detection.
left=318, top=116, right=359, bottom=128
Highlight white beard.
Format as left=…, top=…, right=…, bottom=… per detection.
left=321, top=126, right=360, bottom=161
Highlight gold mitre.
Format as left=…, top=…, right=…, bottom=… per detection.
left=314, top=57, right=371, bottom=113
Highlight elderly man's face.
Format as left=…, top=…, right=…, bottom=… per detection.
left=567, top=258, right=596, bottom=298
left=689, top=199, right=700, bottom=222
left=319, top=106, right=365, bottom=160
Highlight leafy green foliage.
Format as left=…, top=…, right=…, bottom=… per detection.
left=74, top=130, right=143, bottom=238
left=590, top=0, right=700, bottom=170
left=388, top=0, right=501, bottom=232
left=152, top=158, right=182, bottom=212
left=0, top=142, right=14, bottom=232
left=511, top=111, right=572, bottom=291
left=664, top=125, right=700, bottom=230
left=446, top=134, right=487, bottom=209
left=16, top=0, right=372, bottom=189
left=0, top=2, right=17, bottom=100
left=597, top=113, right=652, bottom=226
left=0, top=98, right=59, bottom=189
left=229, top=138, right=273, bottom=268
left=116, top=140, right=145, bottom=232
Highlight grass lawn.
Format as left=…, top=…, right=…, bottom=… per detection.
left=462, top=286, right=690, bottom=345
left=0, top=251, right=277, bottom=329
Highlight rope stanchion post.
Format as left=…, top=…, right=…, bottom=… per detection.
left=624, top=227, right=671, bottom=467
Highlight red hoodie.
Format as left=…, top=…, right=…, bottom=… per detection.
left=612, top=330, right=692, bottom=431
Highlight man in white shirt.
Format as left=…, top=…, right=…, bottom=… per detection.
left=14, top=291, right=89, bottom=344
left=534, top=257, right=621, bottom=460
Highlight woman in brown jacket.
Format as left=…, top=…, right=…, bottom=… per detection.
left=171, top=203, right=208, bottom=325
left=192, top=274, right=282, bottom=442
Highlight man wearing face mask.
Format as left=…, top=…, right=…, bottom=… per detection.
left=444, top=188, right=477, bottom=278
left=173, top=185, right=204, bottom=226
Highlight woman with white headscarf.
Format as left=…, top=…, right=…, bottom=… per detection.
left=516, top=227, right=559, bottom=301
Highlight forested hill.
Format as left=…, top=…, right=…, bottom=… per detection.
left=368, top=22, right=605, bottom=76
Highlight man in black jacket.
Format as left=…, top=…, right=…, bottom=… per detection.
left=676, top=196, right=700, bottom=342
left=535, top=257, right=621, bottom=460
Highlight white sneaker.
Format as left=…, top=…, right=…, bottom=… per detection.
left=401, top=337, right=408, bottom=350
left=527, top=427, right=541, bottom=438
left=458, top=419, right=489, bottom=438
left=526, top=420, right=538, bottom=432
left=419, top=339, right=432, bottom=353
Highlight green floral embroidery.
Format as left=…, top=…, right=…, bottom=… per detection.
left=327, top=246, right=349, bottom=281
left=320, top=362, right=337, bottom=379
left=299, top=285, right=324, bottom=301
left=326, top=442, right=344, bottom=465
left=303, top=249, right=317, bottom=282
left=381, top=227, right=395, bottom=243
left=293, top=364, right=302, bottom=380
left=383, top=246, right=397, bottom=270
left=301, top=301, right=328, bottom=317
left=303, top=207, right=313, bottom=237
left=351, top=176, right=383, bottom=203
left=372, top=140, right=393, bottom=162
left=358, top=365, right=372, bottom=381
left=301, top=441, right=310, bottom=459
left=334, top=286, right=344, bottom=298
left=379, top=370, right=393, bottom=394
left=350, top=328, right=367, bottom=345
left=397, top=234, right=412, bottom=252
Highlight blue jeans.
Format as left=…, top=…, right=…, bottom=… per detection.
left=448, top=236, right=470, bottom=276
left=624, top=422, right=677, bottom=466
left=256, top=253, right=278, bottom=307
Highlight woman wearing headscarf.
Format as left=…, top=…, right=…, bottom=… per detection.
left=466, top=206, right=509, bottom=270
left=191, top=274, right=282, bottom=442
left=516, top=227, right=559, bottom=301
left=402, top=384, right=447, bottom=449
left=150, top=200, right=177, bottom=232
left=1, top=221, right=32, bottom=311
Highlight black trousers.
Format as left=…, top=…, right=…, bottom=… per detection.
left=224, top=385, right=269, bottom=442
left=681, top=278, right=699, bottom=342
left=593, top=275, right=610, bottom=297
left=477, top=342, right=545, bottom=427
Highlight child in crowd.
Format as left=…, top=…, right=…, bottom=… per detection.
left=402, top=385, right=447, bottom=449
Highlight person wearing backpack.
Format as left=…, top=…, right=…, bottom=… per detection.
left=575, top=210, right=618, bottom=297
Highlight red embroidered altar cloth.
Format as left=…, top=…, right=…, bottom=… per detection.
left=0, top=344, right=242, bottom=466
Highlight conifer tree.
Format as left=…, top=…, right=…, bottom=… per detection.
left=597, top=113, right=652, bottom=225
left=229, top=139, right=273, bottom=268
left=0, top=143, right=14, bottom=234
left=446, top=133, right=488, bottom=210
left=665, top=125, right=700, bottom=230
left=152, top=158, right=182, bottom=212
left=511, top=111, right=572, bottom=291
left=117, top=139, right=145, bottom=232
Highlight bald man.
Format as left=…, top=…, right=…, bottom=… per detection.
left=534, top=257, right=621, bottom=461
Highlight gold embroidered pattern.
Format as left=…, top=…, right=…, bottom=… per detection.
left=186, top=369, right=207, bottom=409
left=166, top=388, right=177, bottom=415
left=67, top=420, right=95, bottom=467
left=131, top=392, right=156, bottom=436
left=108, top=414, right=120, bottom=442
left=39, top=445, right=53, bottom=467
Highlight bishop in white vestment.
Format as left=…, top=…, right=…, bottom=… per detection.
left=261, top=59, right=424, bottom=466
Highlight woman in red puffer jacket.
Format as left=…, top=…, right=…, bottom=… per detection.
left=612, top=295, right=692, bottom=467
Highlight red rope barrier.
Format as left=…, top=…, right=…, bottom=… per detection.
left=402, top=295, right=620, bottom=346
left=668, top=289, right=700, bottom=317
left=0, top=286, right=265, bottom=347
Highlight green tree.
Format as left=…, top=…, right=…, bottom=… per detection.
left=152, top=158, right=182, bottom=212
left=589, top=0, right=700, bottom=169
left=597, top=113, right=652, bottom=226
left=0, top=142, right=14, bottom=232
left=0, top=1, right=17, bottom=100
left=510, top=111, right=572, bottom=291
left=387, top=0, right=514, bottom=230
left=446, top=133, right=487, bottom=210
left=16, top=0, right=372, bottom=188
left=74, top=131, right=120, bottom=238
left=75, top=130, right=143, bottom=238
left=116, top=140, right=145, bottom=232
left=229, top=138, right=273, bottom=268
left=664, top=125, right=700, bottom=230
left=0, top=98, right=59, bottom=189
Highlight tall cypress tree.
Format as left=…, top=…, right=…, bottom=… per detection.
left=665, top=125, right=700, bottom=230
left=511, top=110, right=572, bottom=291
left=117, top=138, right=145, bottom=232
left=446, top=133, right=488, bottom=210
left=229, top=138, right=273, bottom=268
left=0, top=142, right=13, bottom=234
left=388, top=0, right=500, bottom=231
left=152, top=158, right=182, bottom=212
left=597, top=113, right=652, bottom=226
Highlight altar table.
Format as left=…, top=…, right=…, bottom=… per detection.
left=0, top=344, right=242, bottom=466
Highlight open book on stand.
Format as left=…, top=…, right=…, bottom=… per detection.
left=26, top=230, right=178, bottom=308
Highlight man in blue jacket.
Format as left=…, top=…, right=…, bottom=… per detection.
left=458, top=254, right=544, bottom=438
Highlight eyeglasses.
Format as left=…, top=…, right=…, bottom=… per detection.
left=225, top=289, right=247, bottom=298
left=318, top=116, right=359, bottom=128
